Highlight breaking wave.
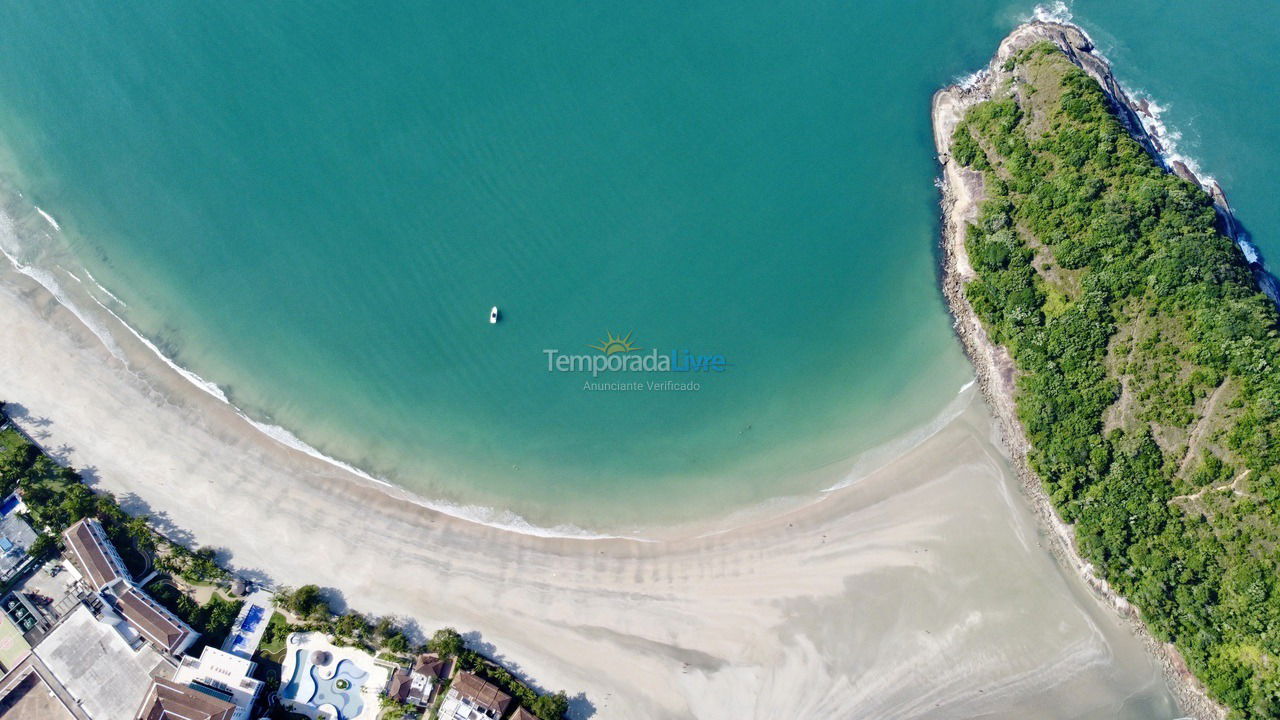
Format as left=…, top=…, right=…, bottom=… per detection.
left=1031, top=1, right=1073, bottom=24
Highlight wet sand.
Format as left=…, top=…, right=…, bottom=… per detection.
left=0, top=255, right=1183, bottom=719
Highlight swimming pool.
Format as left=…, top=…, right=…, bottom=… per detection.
left=242, top=604, right=264, bottom=631
left=279, top=649, right=311, bottom=703
left=279, top=643, right=374, bottom=720
left=309, top=659, right=369, bottom=720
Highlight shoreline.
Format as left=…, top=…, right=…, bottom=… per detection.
left=0, top=208, right=964, bottom=540
left=0, top=219, right=638, bottom=541
left=0, top=234, right=985, bottom=546
left=0, top=239, right=966, bottom=542
left=932, top=19, right=1228, bottom=720
left=0, top=208, right=1186, bottom=717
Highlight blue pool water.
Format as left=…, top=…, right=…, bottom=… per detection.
left=279, top=649, right=307, bottom=701
left=242, top=605, right=264, bottom=631
left=309, top=659, right=369, bottom=720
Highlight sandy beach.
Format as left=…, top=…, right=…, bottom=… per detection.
left=0, top=232, right=1185, bottom=720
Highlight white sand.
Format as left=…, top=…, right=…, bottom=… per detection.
left=0, top=262, right=1178, bottom=719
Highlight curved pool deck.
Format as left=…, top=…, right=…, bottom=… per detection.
left=280, top=647, right=318, bottom=705
left=277, top=633, right=390, bottom=720
left=310, top=658, right=370, bottom=719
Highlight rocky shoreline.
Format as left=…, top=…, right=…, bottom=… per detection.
left=932, top=20, right=1228, bottom=720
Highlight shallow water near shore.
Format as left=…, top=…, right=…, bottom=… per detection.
left=0, top=286, right=1188, bottom=716
left=0, top=2, right=1257, bottom=714
left=0, top=1, right=1274, bottom=535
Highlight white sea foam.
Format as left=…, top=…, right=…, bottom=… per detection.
left=0, top=215, right=124, bottom=360
left=1, top=249, right=124, bottom=360
left=955, top=68, right=990, bottom=90
left=92, top=301, right=230, bottom=404
left=83, top=268, right=127, bottom=306
left=238, top=412, right=648, bottom=541
left=1239, top=239, right=1261, bottom=265
left=1127, top=96, right=1219, bottom=189
left=1031, top=1, right=1073, bottom=24
left=34, top=206, right=60, bottom=231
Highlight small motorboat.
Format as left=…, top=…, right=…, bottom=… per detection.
left=490, top=306, right=500, bottom=324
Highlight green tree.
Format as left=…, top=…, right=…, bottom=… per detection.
left=289, top=584, right=329, bottom=619
left=949, top=41, right=1280, bottom=719
left=124, top=514, right=156, bottom=552
left=426, top=627, right=464, bottom=657
left=26, top=533, right=56, bottom=559
left=531, top=691, right=570, bottom=720
left=334, top=612, right=370, bottom=641
left=384, top=632, right=409, bottom=654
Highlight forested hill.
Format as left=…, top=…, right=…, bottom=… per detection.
left=950, top=41, right=1280, bottom=718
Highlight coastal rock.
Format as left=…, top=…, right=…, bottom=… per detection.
left=933, top=19, right=1228, bottom=720
left=1210, top=180, right=1231, bottom=211
left=1171, top=159, right=1201, bottom=185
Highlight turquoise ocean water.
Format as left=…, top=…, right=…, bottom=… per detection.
left=0, top=1, right=1272, bottom=530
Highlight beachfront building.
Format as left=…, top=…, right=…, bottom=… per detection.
left=221, top=590, right=273, bottom=660
left=60, top=517, right=130, bottom=591
left=0, top=658, right=82, bottom=720
left=0, top=494, right=38, bottom=583
left=111, top=584, right=198, bottom=656
left=386, top=653, right=447, bottom=708
left=169, top=646, right=263, bottom=720
left=437, top=672, right=514, bottom=720
left=278, top=631, right=394, bottom=720
left=59, top=516, right=201, bottom=658
left=33, top=603, right=173, bottom=720
left=134, top=676, right=237, bottom=720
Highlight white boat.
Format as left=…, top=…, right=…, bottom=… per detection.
left=490, top=306, right=500, bottom=324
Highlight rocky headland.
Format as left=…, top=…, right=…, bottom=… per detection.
left=933, top=19, right=1235, bottom=720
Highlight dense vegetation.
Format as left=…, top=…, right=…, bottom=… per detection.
left=951, top=42, right=1280, bottom=718
left=148, top=582, right=244, bottom=649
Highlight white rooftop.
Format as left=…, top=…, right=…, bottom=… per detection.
left=439, top=693, right=501, bottom=720
left=34, top=604, right=169, bottom=720
left=173, top=646, right=263, bottom=720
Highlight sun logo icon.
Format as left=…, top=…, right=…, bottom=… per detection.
left=589, top=331, right=642, bottom=355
